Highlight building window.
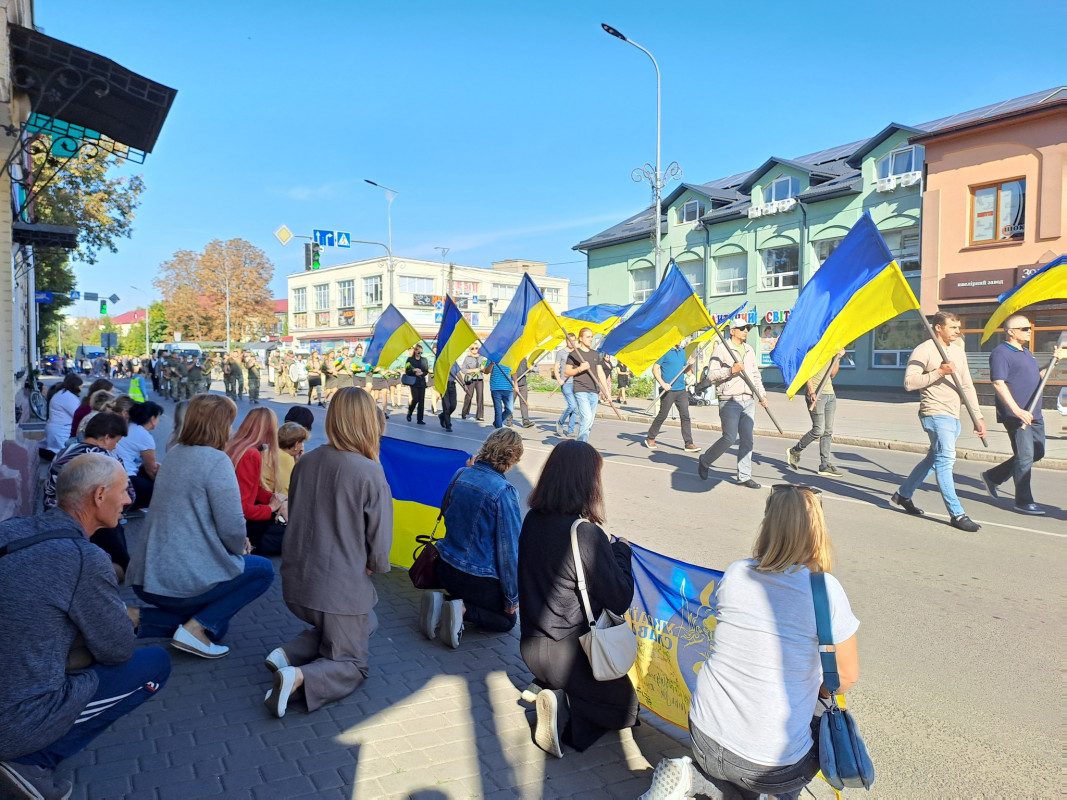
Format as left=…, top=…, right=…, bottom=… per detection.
left=365, top=307, right=381, bottom=325
left=872, top=318, right=926, bottom=367
left=313, top=284, right=329, bottom=311
left=292, top=312, right=307, bottom=329
left=292, top=287, right=307, bottom=313
left=678, top=260, right=703, bottom=297
left=713, top=253, right=747, bottom=295
left=363, top=276, right=382, bottom=306
left=453, top=281, right=478, bottom=296
left=971, top=179, right=1025, bottom=244
left=813, top=237, right=844, bottom=273
left=314, top=311, right=330, bottom=327
left=762, top=176, right=800, bottom=204
left=338, top=309, right=356, bottom=327
left=876, top=146, right=923, bottom=179
left=492, top=283, right=515, bottom=301
left=631, top=267, right=655, bottom=303
left=543, top=287, right=561, bottom=303
left=337, top=280, right=355, bottom=308
left=399, top=276, right=434, bottom=294
left=760, top=246, right=800, bottom=289
left=882, top=227, right=920, bottom=274
left=677, top=199, right=706, bottom=224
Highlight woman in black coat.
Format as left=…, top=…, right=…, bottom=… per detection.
left=404, top=344, right=429, bottom=424
left=518, top=440, right=636, bottom=758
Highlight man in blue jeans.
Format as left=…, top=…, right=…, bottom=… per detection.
left=892, top=311, right=986, bottom=532
left=982, top=315, right=1066, bottom=515
left=0, top=455, right=170, bottom=800
left=554, top=333, right=578, bottom=437
left=565, top=327, right=609, bottom=443
left=485, top=361, right=515, bottom=429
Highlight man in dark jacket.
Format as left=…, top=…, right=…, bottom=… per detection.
left=0, top=454, right=170, bottom=800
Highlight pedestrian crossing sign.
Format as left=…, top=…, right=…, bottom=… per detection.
left=336, top=231, right=351, bottom=248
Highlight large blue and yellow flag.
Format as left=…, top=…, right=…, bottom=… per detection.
left=771, top=212, right=920, bottom=398
left=364, top=305, right=422, bottom=369
left=561, top=303, right=632, bottom=336
left=627, top=544, right=723, bottom=728
left=981, top=255, right=1065, bottom=343
left=600, top=262, right=715, bottom=374
left=684, top=302, right=747, bottom=358
left=480, top=273, right=564, bottom=371
left=434, top=296, right=478, bottom=396
left=379, top=436, right=471, bottom=568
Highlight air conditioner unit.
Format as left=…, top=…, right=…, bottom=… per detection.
left=747, top=206, right=762, bottom=219
left=899, top=171, right=921, bottom=188
left=777, top=198, right=797, bottom=212
left=876, top=176, right=897, bottom=193
left=761, top=203, right=777, bottom=215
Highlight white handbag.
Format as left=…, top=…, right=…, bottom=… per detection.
left=569, top=518, right=637, bottom=681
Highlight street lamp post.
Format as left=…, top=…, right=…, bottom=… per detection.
left=601, top=23, right=681, bottom=287
left=364, top=179, right=399, bottom=307
left=130, top=285, right=151, bottom=358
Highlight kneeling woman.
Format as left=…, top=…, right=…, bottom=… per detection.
left=264, top=387, right=392, bottom=718
left=518, top=440, right=636, bottom=758
left=225, top=407, right=287, bottom=555
left=419, top=428, right=524, bottom=648
left=126, top=394, right=274, bottom=659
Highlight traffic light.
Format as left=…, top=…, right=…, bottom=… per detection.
left=99, top=299, right=107, bottom=315
left=303, top=243, right=313, bottom=271
left=311, top=243, right=322, bottom=270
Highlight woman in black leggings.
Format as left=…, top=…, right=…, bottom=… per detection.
left=404, top=344, right=428, bottom=424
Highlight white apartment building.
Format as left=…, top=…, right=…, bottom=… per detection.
left=286, top=257, right=569, bottom=349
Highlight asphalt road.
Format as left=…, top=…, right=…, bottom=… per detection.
left=144, top=384, right=1062, bottom=798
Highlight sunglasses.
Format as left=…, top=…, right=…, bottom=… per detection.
left=734, top=325, right=753, bottom=332
left=771, top=483, right=823, bottom=498
left=1010, top=326, right=1032, bottom=332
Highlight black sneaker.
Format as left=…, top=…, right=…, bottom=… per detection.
left=950, top=514, right=981, bottom=532
left=890, top=492, right=924, bottom=516
left=1013, top=503, right=1045, bottom=516
left=980, top=471, right=999, bottom=500
left=698, top=461, right=709, bottom=480
left=0, top=761, right=72, bottom=800
left=737, top=479, right=762, bottom=489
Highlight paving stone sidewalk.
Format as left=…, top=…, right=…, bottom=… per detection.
left=62, top=521, right=705, bottom=800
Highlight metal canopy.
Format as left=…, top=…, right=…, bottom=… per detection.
left=12, top=221, right=78, bottom=248
left=8, top=25, right=177, bottom=154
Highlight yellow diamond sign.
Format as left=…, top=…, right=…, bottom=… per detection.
left=273, top=224, right=293, bottom=246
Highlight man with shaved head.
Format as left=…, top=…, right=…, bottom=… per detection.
left=0, top=454, right=170, bottom=800
left=981, top=315, right=1067, bottom=515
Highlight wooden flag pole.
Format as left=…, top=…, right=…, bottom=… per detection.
left=916, top=314, right=988, bottom=448
left=558, top=320, right=623, bottom=420
left=642, top=341, right=711, bottom=415
left=711, top=324, right=784, bottom=434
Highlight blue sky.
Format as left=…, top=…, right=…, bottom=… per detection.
left=39, top=0, right=1066, bottom=317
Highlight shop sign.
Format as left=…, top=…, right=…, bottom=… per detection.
left=764, top=309, right=791, bottom=325
left=413, top=294, right=434, bottom=307
left=714, top=308, right=758, bottom=326
left=338, top=309, right=355, bottom=327
left=940, top=268, right=1016, bottom=301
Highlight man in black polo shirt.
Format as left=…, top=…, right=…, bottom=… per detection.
left=981, top=315, right=1066, bottom=515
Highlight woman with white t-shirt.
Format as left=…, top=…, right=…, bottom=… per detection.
left=641, top=484, right=860, bottom=800
left=115, top=400, right=163, bottom=510
left=44, top=372, right=83, bottom=454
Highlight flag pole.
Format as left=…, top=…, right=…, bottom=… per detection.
left=642, top=341, right=710, bottom=415
left=1025, top=331, right=1066, bottom=415
left=710, top=324, right=784, bottom=434
left=558, top=319, right=624, bottom=420
left=916, top=313, right=988, bottom=447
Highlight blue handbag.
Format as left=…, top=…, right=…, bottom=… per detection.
left=811, top=572, right=875, bottom=791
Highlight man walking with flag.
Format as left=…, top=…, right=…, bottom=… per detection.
left=554, top=333, right=578, bottom=437
left=565, top=328, right=609, bottom=443
left=891, top=311, right=986, bottom=531
left=786, top=350, right=846, bottom=476
left=645, top=342, right=700, bottom=453
left=697, top=319, right=768, bottom=487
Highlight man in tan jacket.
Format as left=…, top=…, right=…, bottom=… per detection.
left=891, top=310, right=986, bottom=532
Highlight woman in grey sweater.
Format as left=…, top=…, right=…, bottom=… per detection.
left=263, top=387, right=393, bottom=717
left=126, top=394, right=274, bottom=659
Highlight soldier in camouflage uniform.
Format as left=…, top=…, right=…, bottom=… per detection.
left=187, top=356, right=204, bottom=395
left=222, top=355, right=236, bottom=399
left=165, top=354, right=181, bottom=401
left=200, top=355, right=215, bottom=393
left=231, top=352, right=245, bottom=401
left=274, top=352, right=294, bottom=397
left=245, top=354, right=261, bottom=404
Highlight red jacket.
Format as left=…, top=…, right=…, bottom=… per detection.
left=235, top=448, right=274, bottom=522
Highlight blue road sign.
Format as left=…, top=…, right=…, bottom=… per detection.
left=35, top=291, right=53, bottom=303
left=313, top=229, right=335, bottom=247
left=69, top=290, right=81, bottom=300
left=336, top=231, right=351, bottom=248
left=434, top=313, right=443, bottom=324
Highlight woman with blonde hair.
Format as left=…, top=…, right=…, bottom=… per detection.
left=270, top=421, right=311, bottom=495
left=419, top=428, right=524, bottom=649
left=224, top=407, right=286, bottom=555
left=640, top=485, right=860, bottom=800
left=264, top=387, right=392, bottom=718
left=74, top=388, right=115, bottom=439
left=70, top=377, right=113, bottom=436
left=126, top=393, right=274, bottom=659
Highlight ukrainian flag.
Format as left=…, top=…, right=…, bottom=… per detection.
left=981, top=255, right=1065, bottom=343
left=379, top=436, right=471, bottom=568
left=480, top=273, right=564, bottom=371
left=561, top=303, right=632, bottom=336
left=433, top=297, right=478, bottom=396
left=600, top=262, right=715, bottom=375
left=683, top=303, right=746, bottom=358
left=771, top=212, right=920, bottom=398
left=364, top=305, right=422, bottom=369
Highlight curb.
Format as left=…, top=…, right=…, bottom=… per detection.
left=526, top=403, right=1067, bottom=472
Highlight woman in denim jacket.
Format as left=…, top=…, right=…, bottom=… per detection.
left=419, top=428, right=524, bottom=649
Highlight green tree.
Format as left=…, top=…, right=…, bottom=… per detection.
left=117, top=302, right=167, bottom=355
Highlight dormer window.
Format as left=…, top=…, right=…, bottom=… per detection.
left=678, top=199, right=706, bottom=224
left=762, top=176, right=800, bottom=204
left=877, top=146, right=924, bottom=179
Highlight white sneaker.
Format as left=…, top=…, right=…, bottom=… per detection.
left=171, top=625, right=229, bottom=659
left=639, top=756, right=695, bottom=800
left=533, top=689, right=567, bottom=758
left=264, top=647, right=289, bottom=674
left=420, top=591, right=443, bottom=640
left=437, top=599, right=464, bottom=649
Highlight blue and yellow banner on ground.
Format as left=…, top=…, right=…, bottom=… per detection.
left=364, top=305, right=423, bottom=369
left=981, top=254, right=1065, bottom=343
left=379, top=437, right=471, bottom=568
left=480, top=273, right=564, bottom=371
left=628, top=544, right=723, bottom=728
left=771, top=212, right=920, bottom=398
left=434, top=297, right=479, bottom=396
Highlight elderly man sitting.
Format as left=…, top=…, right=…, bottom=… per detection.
left=0, top=454, right=170, bottom=800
